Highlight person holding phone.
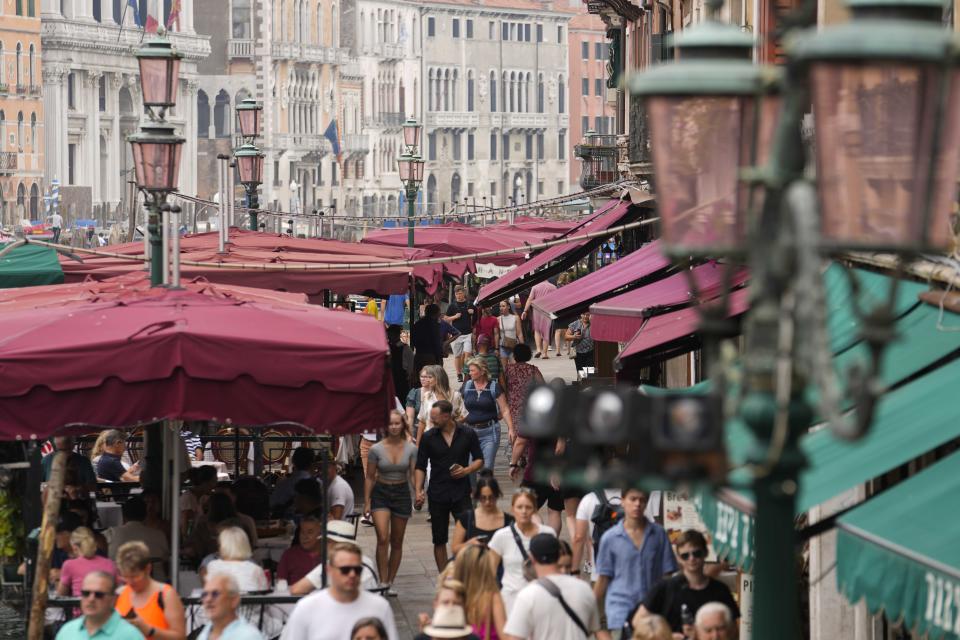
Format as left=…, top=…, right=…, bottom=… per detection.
left=450, top=470, right=514, bottom=555
left=415, top=400, right=484, bottom=571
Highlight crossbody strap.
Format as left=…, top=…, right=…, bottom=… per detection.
left=536, top=577, right=589, bottom=637
left=509, top=524, right=529, bottom=561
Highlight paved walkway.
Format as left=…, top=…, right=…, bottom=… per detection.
left=355, top=351, right=579, bottom=637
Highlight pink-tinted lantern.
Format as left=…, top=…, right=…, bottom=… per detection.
left=128, top=124, right=185, bottom=192
left=235, top=144, right=265, bottom=185
left=402, top=118, right=422, bottom=153
left=135, top=39, right=183, bottom=109
left=236, top=99, right=263, bottom=140
left=398, top=153, right=425, bottom=187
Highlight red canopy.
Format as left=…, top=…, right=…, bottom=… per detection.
left=0, top=287, right=394, bottom=439
left=614, top=287, right=750, bottom=366
left=361, top=225, right=545, bottom=266
left=476, top=199, right=639, bottom=304
left=0, top=272, right=309, bottom=310
left=61, top=229, right=468, bottom=296
left=492, top=216, right=580, bottom=234
left=529, top=241, right=671, bottom=339
left=591, top=264, right=749, bottom=343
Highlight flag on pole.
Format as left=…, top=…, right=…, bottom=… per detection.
left=127, top=0, right=141, bottom=26
left=323, top=120, right=341, bottom=163
left=166, top=0, right=181, bottom=30
left=145, top=0, right=160, bottom=33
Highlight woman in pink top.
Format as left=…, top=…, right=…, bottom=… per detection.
left=57, top=527, right=118, bottom=596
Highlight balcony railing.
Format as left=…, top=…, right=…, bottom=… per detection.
left=425, top=112, right=480, bottom=129
left=15, top=84, right=26, bottom=94
left=0, top=152, right=17, bottom=173
left=273, top=133, right=324, bottom=151
left=343, top=134, right=370, bottom=155
left=379, top=43, right=404, bottom=60
left=228, top=39, right=255, bottom=58
left=575, top=133, right=619, bottom=190
left=0, top=83, right=9, bottom=94
left=272, top=41, right=348, bottom=65
left=29, top=84, right=41, bottom=95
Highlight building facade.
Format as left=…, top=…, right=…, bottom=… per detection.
left=566, top=10, right=614, bottom=188
left=40, top=0, right=209, bottom=222
left=0, top=0, right=43, bottom=225
left=420, top=0, right=570, bottom=215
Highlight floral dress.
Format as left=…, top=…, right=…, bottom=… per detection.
left=504, top=362, right=541, bottom=427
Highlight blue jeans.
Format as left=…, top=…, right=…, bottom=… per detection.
left=472, top=422, right=501, bottom=471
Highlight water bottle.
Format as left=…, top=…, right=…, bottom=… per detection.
left=681, top=603, right=694, bottom=628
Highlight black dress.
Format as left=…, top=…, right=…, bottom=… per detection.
left=463, top=509, right=514, bottom=541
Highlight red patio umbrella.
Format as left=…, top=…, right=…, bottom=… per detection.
left=0, top=287, right=394, bottom=439
left=361, top=226, right=542, bottom=266
left=0, top=272, right=310, bottom=310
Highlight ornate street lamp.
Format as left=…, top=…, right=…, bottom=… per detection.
left=234, top=143, right=264, bottom=231
left=398, top=150, right=424, bottom=326
left=235, top=98, right=263, bottom=143
left=401, top=117, right=422, bottom=156
left=629, top=22, right=780, bottom=258
left=619, top=1, right=960, bottom=638
left=134, top=38, right=183, bottom=119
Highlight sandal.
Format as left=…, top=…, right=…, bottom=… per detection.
left=534, top=352, right=541, bottom=358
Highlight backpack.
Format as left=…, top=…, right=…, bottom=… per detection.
left=590, top=490, right=623, bottom=553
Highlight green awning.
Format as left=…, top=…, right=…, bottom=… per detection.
left=694, top=487, right=757, bottom=571
left=836, top=450, right=960, bottom=640
left=0, top=242, right=64, bottom=288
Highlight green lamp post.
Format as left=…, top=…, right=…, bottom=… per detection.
left=624, top=1, right=960, bottom=637
left=400, top=118, right=423, bottom=248
left=235, top=144, right=264, bottom=231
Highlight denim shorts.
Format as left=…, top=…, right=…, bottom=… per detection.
left=371, top=482, right=412, bottom=518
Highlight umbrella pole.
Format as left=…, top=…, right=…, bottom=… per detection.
left=27, top=450, right=67, bottom=640
left=320, top=449, right=328, bottom=589
left=170, top=422, right=180, bottom=592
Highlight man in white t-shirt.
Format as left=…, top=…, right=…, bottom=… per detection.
left=324, top=461, right=355, bottom=521
left=282, top=542, right=397, bottom=640
left=572, top=490, right=660, bottom=582
left=504, top=534, right=610, bottom=640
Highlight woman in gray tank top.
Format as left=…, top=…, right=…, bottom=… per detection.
left=363, top=409, right=417, bottom=595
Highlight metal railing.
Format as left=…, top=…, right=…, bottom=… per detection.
left=0, top=152, right=17, bottom=173
left=228, top=38, right=255, bottom=58
left=575, top=134, right=619, bottom=190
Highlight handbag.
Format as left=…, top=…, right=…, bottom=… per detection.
left=500, top=316, right=518, bottom=350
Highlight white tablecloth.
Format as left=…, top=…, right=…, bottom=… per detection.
left=96, top=501, right=122, bottom=529
left=191, top=459, right=230, bottom=480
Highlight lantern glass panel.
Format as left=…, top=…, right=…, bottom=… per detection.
left=132, top=140, right=183, bottom=191
left=398, top=157, right=412, bottom=182
left=237, top=109, right=261, bottom=139
left=648, top=94, right=772, bottom=254
left=138, top=57, right=181, bottom=108
left=412, top=158, right=424, bottom=182
left=811, top=62, right=960, bottom=251
left=237, top=155, right=264, bottom=184
left=403, top=123, right=420, bottom=150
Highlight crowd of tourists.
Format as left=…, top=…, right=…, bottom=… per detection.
left=37, top=280, right=738, bottom=640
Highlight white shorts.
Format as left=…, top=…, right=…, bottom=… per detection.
left=451, top=334, right=473, bottom=356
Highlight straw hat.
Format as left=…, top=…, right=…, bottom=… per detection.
left=423, top=605, right=474, bottom=639
left=324, top=520, right=358, bottom=544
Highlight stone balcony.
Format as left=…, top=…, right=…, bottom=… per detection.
left=273, top=133, right=324, bottom=153
left=377, top=43, right=404, bottom=60
left=40, top=17, right=210, bottom=60
left=425, top=112, right=480, bottom=129
left=271, top=41, right=348, bottom=65
left=228, top=39, right=255, bottom=59
left=343, top=134, right=370, bottom=155
left=486, top=113, right=555, bottom=130
left=363, top=112, right=405, bottom=129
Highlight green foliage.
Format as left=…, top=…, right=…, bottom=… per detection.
left=0, top=488, right=23, bottom=560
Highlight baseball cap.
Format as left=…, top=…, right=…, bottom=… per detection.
left=529, top=533, right=560, bottom=564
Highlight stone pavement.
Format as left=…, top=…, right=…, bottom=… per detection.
left=354, top=350, right=579, bottom=637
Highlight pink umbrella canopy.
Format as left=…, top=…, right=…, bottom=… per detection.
left=0, top=287, right=394, bottom=439
left=361, top=226, right=544, bottom=266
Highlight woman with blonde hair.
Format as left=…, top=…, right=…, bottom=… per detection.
left=450, top=545, right=506, bottom=640
left=89, top=431, right=109, bottom=465
left=57, top=527, right=118, bottom=596
left=630, top=613, right=673, bottom=640
left=462, top=356, right=513, bottom=471
left=203, top=526, right=268, bottom=591
left=408, top=364, right=466, bottom=445
left=115, top=541, right=186, bottom=640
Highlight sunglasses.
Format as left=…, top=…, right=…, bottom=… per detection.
left=201, top=590, right=223, bottom=600
left=334, top=565, right=364, bottom=576
left=80, top=590, right=108, bottom=600
left=679, top=549, right=706, bottom=561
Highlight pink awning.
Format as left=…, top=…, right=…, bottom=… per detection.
left=361, top=225, right=547, bottom=266
left=476, top=199, right=641, bottom=304
left=529, top=241, right=671, bottom=339
left=614, top=287, right=750, bottom=365
left=591, top=263, right=749, bottom=343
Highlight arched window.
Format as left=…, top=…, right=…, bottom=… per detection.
left=15, top=43, right=22, bottom=89
left=232, top=0, right=251, bottom=38
left=466, top=71, right=474, bottom=112
left=451, top=69, right=458, bottom=111
left=119, top=87, right=134, bottom=115
left=16, top=184, right=24, bottom=216
left=537, top=73, right=544, bottom=113
left=213, top=89, right=230, bottom=138
left=16, top=112, right=23, bottom=150
left=28, top=45, right=34, bottom=89
left=0, top=111, right=5, bottom=149
left=501, top=72, right=508, bottom=113
left=29, top=183, right=39, bottom=218
left=451, top=173, right=461, bottom=206
left=29, top=112, right=35, bottom=150
left=509, top=72, right=515, bottom=113
left=558, top=74, right=565, bottom=114
left=426, top=174, right=437, bottom=215
left=197, top=90, right=210, bottom=138
left=359, top=11, right=364, bottom=48
left=489, top=71, right=496, bottom=112
left=398, top=80, right=405, bottom=115
left=331, top=3, right=338, bottom=47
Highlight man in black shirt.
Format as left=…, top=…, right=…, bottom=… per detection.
left=95, top=429, right=140, bottom=482
left=414, top=400, right=483, bottom=571
left=411, top=304, right=444, bottom=386
left=637, top=530, right=739, bottom=637
left=444, top=286, right=476, bottom=382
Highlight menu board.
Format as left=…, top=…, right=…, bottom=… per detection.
left=662, top=490, right=717, bottom=561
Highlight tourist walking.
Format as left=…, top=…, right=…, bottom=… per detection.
left=415, top=400, right=484, bottom=571
left=412, top=304, right=445, bottom=385
left=445, top=286, right=477, bottom=382
left=594, top=488, right=677, bottom=634
left=407, top=365, right=466, bottom=445
left=415, top=578, right=469, bottom=638
left=521, top=280, right=557, bottom=358
left=55, top=572, right=142, bottom=640
left=450, top=545, right=507, bottom=639
left=502, top=534, right=609, bottom=640
left=48, top=211, right=63, bottom=244
left=282, top=541, right=399, bottom=640
left=197, top=573, right=265, bottom=640
left=115, top=541, right=187, bottom=640
left=462, top=357, right=513, bottom=472
left=565, top=312, right=595, bottom=373
left=422, top=606, right=479, bottom=640
left=351, top=618, right=389, bottom=640
left=497, top=300, right=524, bottom=369
left=364, top=409, right=417, bottom=594
left=487, top=489, right=556, bottom=615
left=450, top=470, right=514, bottom=555
left=503, top=344, right=544, bottom=446
left=386, top=324, right=413, bottom=402
left=637, top=530, right=739, bottom=636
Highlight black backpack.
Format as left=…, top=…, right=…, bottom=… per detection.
left=590, top=490, right=623, bottom=553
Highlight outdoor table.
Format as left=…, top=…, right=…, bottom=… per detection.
left=95, top=501, right=122, bottom=528
left=190, top=459, right=229, bottom=480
